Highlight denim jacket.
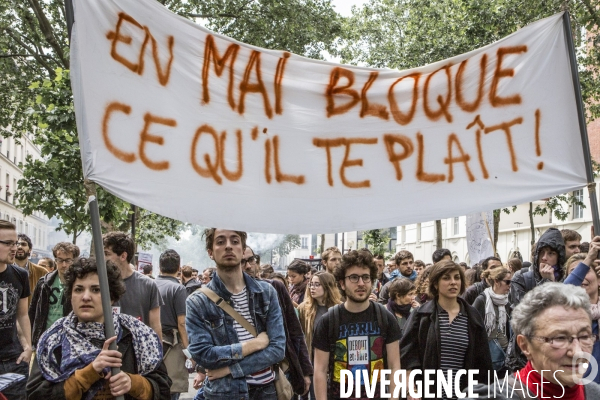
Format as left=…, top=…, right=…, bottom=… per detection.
left=186, top=271, right=286, bottom=399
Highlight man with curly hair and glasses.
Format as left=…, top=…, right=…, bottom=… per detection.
left=312, top=249, right=402, bottom=400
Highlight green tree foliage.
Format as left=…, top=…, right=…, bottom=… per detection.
left=338, top=0, right=599, bottom=120
left=16, top=69, right=186, bottom=246
left=363, top=229, right=390, bottom=256
left=3, top=0, right=341, bottom=244
left=338, top=0, right=599, bottom=240
left=273, top=234, right=301, bottom=258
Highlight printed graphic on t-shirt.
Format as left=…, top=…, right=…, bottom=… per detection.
left=46, top=279, right=65, bottom=329
left=332, top=321, right=385, bottom=399
left=0, top=282, right=19, bottom=326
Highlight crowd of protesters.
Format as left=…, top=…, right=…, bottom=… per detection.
left=1, top=221, right=600, bottom=399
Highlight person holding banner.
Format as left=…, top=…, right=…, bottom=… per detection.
left=27, top=257, right=170, bottom=399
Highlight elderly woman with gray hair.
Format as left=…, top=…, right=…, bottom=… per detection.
left=470, top=282, right=600, bottom=399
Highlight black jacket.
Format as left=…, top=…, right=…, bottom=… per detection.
left=509, top=227, right=566, bottom=306
left=184, top=278, right=202, bottom=296
left=462, top=280, right=488, bottom=305
left=268, top=279, right=313, bottom=394
left=27, top=326, right=171, bottom=399
left=400, top=297, right=493, bottom=392
left=29, top=271, right=72, bottom=347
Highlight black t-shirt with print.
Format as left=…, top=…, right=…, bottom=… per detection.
left=0, top=264, right=30, bottom=359
left=313, top=302, right=401, bottom=400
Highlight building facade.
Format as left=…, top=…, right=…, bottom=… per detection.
left=0, top=132, right=51, bottom=255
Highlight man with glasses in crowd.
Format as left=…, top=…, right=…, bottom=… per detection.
left=29, top=242, right=80, bottom=350
left=14, top=233, right=47, bottom=307
left=313, top=249, right=401, bottom=400
left=0, top=220, right=32, bottom=400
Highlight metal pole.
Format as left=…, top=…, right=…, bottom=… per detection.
left=563, top=12, right=600, bottom=235
left=86, top=183, right=122, bottom=385
left=67, top=1, right=123, bottom=397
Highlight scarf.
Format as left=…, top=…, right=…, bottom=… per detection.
left=515, top=361, right=584, bottom=400
left=37, top=311, right=162, bottom=399
left=289, top=277, right=308, bottom=304
left=591, top=298, right=600, bottom=321
left=389, top=269, right=417, bottom=282
left=386, top=299, right=412, bottom=319
left=552, top=264, right=564, bottom=282
left=482, top=287, right=508, bottom=336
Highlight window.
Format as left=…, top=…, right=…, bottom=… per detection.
left=301, top=237, right=308, bottom=249
left=453, top=217, right=460, bottom=235
left=573, top=189, right=584, bottom=219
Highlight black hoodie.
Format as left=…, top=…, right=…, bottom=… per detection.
left=505, top=228, right=566, bottom=373
left=509, top=227, right=565, bottom=307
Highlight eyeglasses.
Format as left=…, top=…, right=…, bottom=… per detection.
left=345, top=274, right=371, bottom=283
left=16, top=241, right=29, bottom=247
left=0, top=240, right=17, bottom=247
left=502, top=280, right=512, bottom=285
left=309, top=282, right=321, bottom=288
left=529, top=334, right=598, bottom=349
left=241, top=257, right=256, bottom=265
left=55, top=258, right=74, bottom=265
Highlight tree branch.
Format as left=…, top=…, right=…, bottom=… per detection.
left=580, top=0, right=600, bottom=30
left=187, top=13, right=240, bottom=18
left=0, top=53, right=53, bottom=58
left=27, top=0, right=69, bottom=68
left=4, top=28, right=56, bottom=77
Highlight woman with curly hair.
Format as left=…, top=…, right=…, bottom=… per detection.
left=27, top=258, right=170, bottom=399
left=414, top=265, right=433, bottom=304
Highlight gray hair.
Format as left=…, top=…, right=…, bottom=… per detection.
left=511, top=282, right=591, bottom=338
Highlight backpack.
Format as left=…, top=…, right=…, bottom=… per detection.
left=326, top=301, right=389, bottom=398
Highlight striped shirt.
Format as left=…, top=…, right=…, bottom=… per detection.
left=230, top=287, right=275, bottom=385
left=438, top=305, right=469, bottom=400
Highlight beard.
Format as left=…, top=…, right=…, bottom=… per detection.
left=15, top=251, right=30, bottom=261
left=345, top=288, right=370, bottom=304
left=216, top=260, right=241, bottom=272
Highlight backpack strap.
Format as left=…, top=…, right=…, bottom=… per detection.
left=198, top=287, right=257, bottom=337
left=372, top=301, right=389, bottom=367
left=326, top=304, right=342, bottom=400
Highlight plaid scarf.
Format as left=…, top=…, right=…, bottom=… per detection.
left=37, top=311, right=162, bottom=399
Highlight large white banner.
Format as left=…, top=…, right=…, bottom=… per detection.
left=71, top=1, right=587, bottom=234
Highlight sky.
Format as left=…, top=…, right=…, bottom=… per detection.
left=331, top=0, right=369, bottom=17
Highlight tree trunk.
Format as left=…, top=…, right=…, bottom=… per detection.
left=435, top=220, right=442, bottom=249
left=72, top=230, right=77, bottom=244
left=529, top=202, right=536, bottom=246
left=493, top=210, right=500, bottom=257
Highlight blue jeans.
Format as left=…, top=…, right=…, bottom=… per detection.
left=248, top=382, right=277, bottom=400
left=0, top=358, right=28, bottom=400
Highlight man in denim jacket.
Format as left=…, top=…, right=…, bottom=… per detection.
left=186, top=228, right=286, bottom=400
